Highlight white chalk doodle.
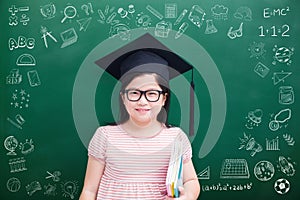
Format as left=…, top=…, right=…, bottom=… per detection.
left=202, top=182, right=252, bottom=192
left=9, top=157, right=27, bottom=173
left=136, top=12, right=152, bottom=29
left=175, top=22, right=189, bottom=39
left=40, top=3, right=56, bottom=19
left=40, top=26, right=58, bottom=48
left=8, top=5, right=19, bottom=16
left=266, top=137, right=280, bottom=151
left=7, top=177, right=21, bottom=193
left=197, top=166, right=210, bottom=180
left=19, top=14, right=30, bottom=25
left=155, top=21, right=172, bottom=38
left=26, top=181, right=42, bottom=196
left=19, top=139, right=34, bottom=155
left=269, top=108, right=291, bottom=131
left=106, top=12, right=117, bottom=24
left=211, top=4, right=228, bottom=20
left=254, top=62, right=270, bottom=78
left=27, top=70, right=41, bottom=87
left=174, top=9, right=187, bottom=26
left=234, top=6, right=252, bottom=21
left=283, top=134, right=295, bottom=146
left=227, top=23, right=243, bottom=39
left=128, top=4, right=135, bottom=17
left=8, top=5, right=30, bottom=26
left=60, top=28, right=78, bottom=48
left=117, top=7, right=130, bottom=19
left=272, top=71, right=292, bottom=85
left=239, top=133, right=263, bottom=157
left=6, top=69, right=22, bottom=85
left=188, top=5, right=205, bottom=28
left=205, top=19, right=218, bottom=34
left=245, top=109, right=263, bottom=129
left=97, top=5, right=119, bottom=25
left=272, top=45, right=294, bottom=65
left=248, top=41, right=266, bottom=59
left=254, top=160, right=275, bottom=181
left=279, top=86, right=294, bottom=105
left=220, top=159, right=250, bottom=179
left=7, top=114, right=25, bottom=129
left=258, top=24, right=291, bottom=37
left=46, top=171, right=61, bottom=182
left=277, top=156, right=296, bottom=177
left=16, top=53, right=36, bottom=66
left=4, top=136, right=19, bottom=155
left=8, top=15, right=18, bottom=26
left=165, top=3, right=177, bottom=18
left=10, top=89, right=30, bottom=109
left=61, top=5, right=77, bottom=23
left=81, top=3, right=94, bottom=16
left=263, top=6, right=291, bottom=18
left=61, top=181, right=79, bottom=199
left=146, top=5, right=163, bottom=20
left=77, top=17, right=92, bottom=32
left=274, top=178, right=290, bottom=195
left=44, top=184, right=57, bottom=196
left=109, top=23, right=131, bottom=40
left=8, top=36, right=35, bottom=51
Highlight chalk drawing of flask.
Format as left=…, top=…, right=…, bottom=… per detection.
left=205, top=19, right=217, bottom=34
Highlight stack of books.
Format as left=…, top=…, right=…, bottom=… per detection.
left=166, top=138, right=183, bottom=198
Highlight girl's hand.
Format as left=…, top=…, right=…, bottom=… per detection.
left=165, top=186, right=189, bottom=200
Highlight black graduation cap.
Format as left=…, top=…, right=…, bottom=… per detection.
left=95, top=33, right=195, bottom=136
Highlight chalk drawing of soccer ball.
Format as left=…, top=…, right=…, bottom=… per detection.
left=274, top=178, right=290, bottom=194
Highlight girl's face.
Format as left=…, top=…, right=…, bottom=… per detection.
left=121, top=74, right=167, bottom=127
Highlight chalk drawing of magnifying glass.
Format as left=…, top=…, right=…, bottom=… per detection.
left=61, top=5, right=77, bottom=23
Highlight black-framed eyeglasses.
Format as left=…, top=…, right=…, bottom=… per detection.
left=124, top=89, right=164, bottom=102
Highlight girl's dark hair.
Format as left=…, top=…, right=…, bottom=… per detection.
left=117, top=72, right=171, bottom=125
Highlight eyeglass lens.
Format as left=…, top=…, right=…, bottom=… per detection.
left=126, top=89, right=162, bottom=102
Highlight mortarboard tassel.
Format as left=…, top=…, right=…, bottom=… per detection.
left=189, top=68, right=195, bottom=136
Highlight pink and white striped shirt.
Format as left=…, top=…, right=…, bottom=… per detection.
left=88, top=125, right=192, bottom=200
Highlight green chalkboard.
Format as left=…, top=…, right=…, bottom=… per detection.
left=1, top=0, right=299, bottom=199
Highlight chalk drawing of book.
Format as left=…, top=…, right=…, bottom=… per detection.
left=220, top=159, right=250, bottom=179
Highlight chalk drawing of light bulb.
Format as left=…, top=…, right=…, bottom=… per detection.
left=61, top=181, right=78, bottom=199
left=269, top=108, right=291, bottom=131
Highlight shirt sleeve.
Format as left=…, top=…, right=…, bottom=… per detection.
left=88, top=127, right=107, bottom=163
left=178, top=129, right=192, bottom=163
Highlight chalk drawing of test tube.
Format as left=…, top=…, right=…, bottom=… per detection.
left=269, top=108, right=291, bottom=131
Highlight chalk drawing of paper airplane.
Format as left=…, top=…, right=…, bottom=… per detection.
left=60, top=28, right=78, bottom=48
left=272, top=71, right=292, bottom=85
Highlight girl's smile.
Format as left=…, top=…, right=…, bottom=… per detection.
left=122, top=74, right=166, bottom=127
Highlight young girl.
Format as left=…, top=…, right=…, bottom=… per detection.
left=80, top=50, right=200, bottom=200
